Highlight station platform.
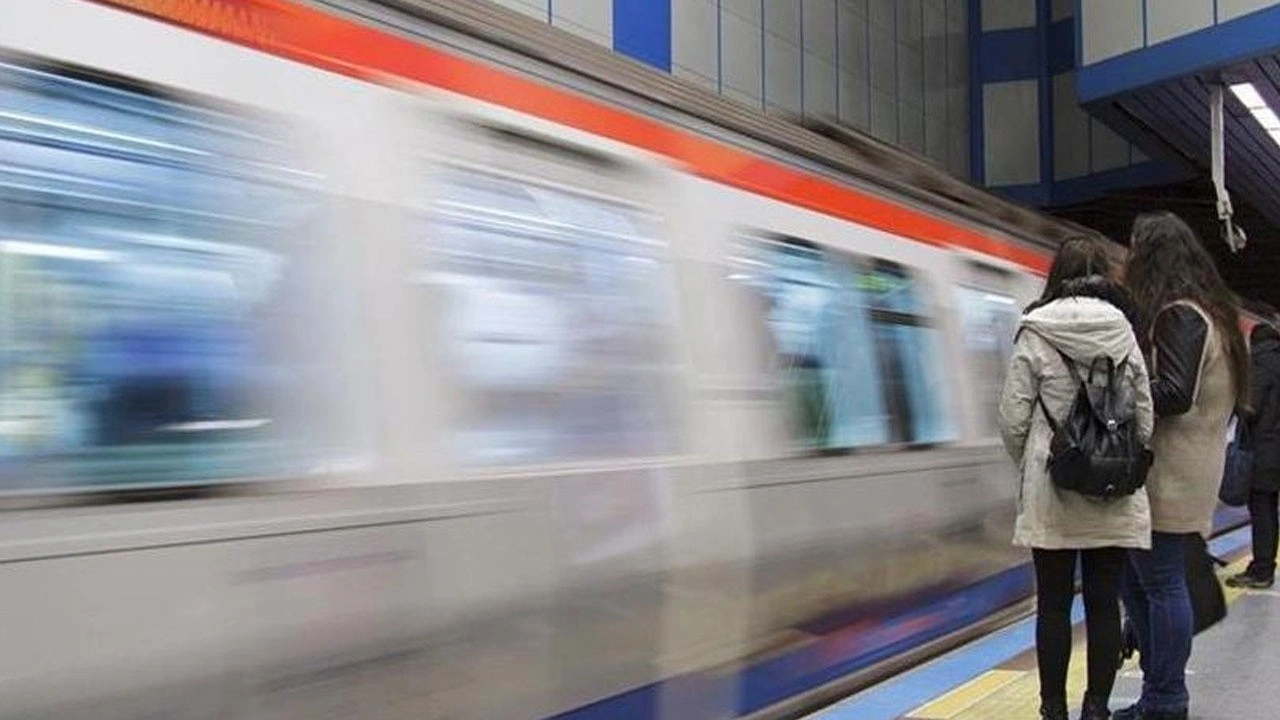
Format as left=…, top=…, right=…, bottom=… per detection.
left=807, top=528, right=1264, bottom=720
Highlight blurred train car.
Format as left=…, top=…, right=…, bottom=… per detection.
left=0, top=1, right=1245, bottom=719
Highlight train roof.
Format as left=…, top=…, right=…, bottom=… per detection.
left=328, top=0, right=1091, bottom=256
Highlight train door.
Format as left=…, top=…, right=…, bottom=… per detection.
left=382, top=96, right=692, bottom=715
left=952, top=260, right=1023, bottom=443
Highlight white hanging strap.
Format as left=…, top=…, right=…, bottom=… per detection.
left=1211, top=83, right=1247, bottom=253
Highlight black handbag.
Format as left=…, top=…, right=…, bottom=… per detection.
left=1119, top=534, right=1227, bottom=661
left=1219, top=413, right=1255, bottom=507
left=1186, top=533, right=1227, bottom=634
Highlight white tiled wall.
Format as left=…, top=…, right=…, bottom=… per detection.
left=552, top=0, right=613, bottom=45
left=1152, top=0, right=1208, bottom=45
left=1146, top=0, right=1214, bottom=46
left=673, top=0, right=719, bottom=89
left=1081, top=0, right=1143, bottom=64
left=946, top=0, right=969, bottom=178
left=991, top=69, right=1144, bottom=187
left=478, top=0, right=971, bottom=178
left=981, top=0, right=1036, bottom=31
left=720, top=0, right=764, bottom=106
left=1053, top=72, right=1091, bottom=181
left=804, top=0, right=840, bottom=119
left=1219, top=0, right=1280, bottom=21
left=983, top=79, right=1040, bottom=186
left=764, top=0, right=803, bottom=115
left=1082, top=0, right=1280, bottom=64
left=487, top=0, right=547, bottom=22
left=1090, top=118, right=1131, bottom=173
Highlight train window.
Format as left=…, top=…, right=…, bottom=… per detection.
left=0, top=61, right=349, bottom=491
left=956, top=286, right=1020, bottom=433
left=425, top=168, right=677, bottom=465
left=732, top=236, right=951, bottom=450
left=859, top=260, right=952, bottom=445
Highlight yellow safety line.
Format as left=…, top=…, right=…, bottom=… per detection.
left=902, top=555, right=1256, bottom=720
left=907, top=669, right=1027, bottom=719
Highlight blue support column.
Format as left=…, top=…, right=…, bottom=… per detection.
left=968, top=0, right=984, bottom=183
left=613, top=0, right=672, bottom=72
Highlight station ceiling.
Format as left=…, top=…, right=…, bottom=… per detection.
left=1051, top=176, right=1280, bottom=312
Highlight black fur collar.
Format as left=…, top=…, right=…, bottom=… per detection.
left=1026, top=275, right=1142, bottom=330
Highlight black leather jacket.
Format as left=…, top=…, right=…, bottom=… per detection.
left=1149, top=304, right=1208, bottom=417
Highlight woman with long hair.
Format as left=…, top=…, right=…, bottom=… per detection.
left=1116, top=211, right=1248, bottom=720
left=999, top=235, right=1154, bottom=720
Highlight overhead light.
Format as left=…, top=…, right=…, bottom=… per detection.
left=1231, top=82, right=1266, bottom=110
left=1256, top=107, right=1280, bottom=131
left=1230, top=82, right=1280, bottom=144
left=0, top=240, right=116, bottom=262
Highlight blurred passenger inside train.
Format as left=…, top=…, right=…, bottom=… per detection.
left=998, top=235, right=1154, bottom=720
left=1116, top=211, right=1249, bottom=720
left=1228, top=308, right=1280, bottom=590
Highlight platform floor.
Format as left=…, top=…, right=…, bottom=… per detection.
left=811, top=529, right=1268, bottom=720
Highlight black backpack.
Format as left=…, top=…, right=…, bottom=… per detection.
left=1033, top=340, right=1151, bottom=500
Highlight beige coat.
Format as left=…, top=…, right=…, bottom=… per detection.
left=1146, top=302, right=1235, bottom=536
left=999, top=297, right=1154, bottom=550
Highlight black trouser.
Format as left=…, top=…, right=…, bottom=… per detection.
left=1248, top=489, right=1279, bottom=579
left=1032, top=547, right=1127, bottom=706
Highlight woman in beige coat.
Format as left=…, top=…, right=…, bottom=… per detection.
left=999, top=236, right=1154, bottom=720
left=1111, top=212, right=1248, bottom=720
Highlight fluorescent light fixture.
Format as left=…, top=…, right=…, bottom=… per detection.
left=1231, top=82, right=1267, bottom=110
left=1256, top=107, right=1280, bottom=131
left=0, top=240, right=116, bottom=262
left=1231, top=82, right=1280, bottom=146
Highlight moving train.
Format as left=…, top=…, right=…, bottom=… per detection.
left=0, top=1, right=1243, bottom=718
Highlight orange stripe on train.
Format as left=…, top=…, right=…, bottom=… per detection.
left=88, top=0, right=1052, bottom=274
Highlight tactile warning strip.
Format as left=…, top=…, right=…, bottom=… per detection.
left=899, top=555, right=1252, bottom=720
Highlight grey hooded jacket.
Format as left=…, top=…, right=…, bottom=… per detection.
left=998, top=295, right=1155, bottom=550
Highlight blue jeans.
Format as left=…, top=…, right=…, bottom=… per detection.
left=1120, top=532, right=1193, bottom=713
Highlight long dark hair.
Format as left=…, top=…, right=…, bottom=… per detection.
left=1125, top=210, right=1249, bottom=407
left=1025, top=235, right=1139, bottom=325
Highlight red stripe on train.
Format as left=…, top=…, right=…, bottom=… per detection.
left=87, top=0, right=1052, bottom=274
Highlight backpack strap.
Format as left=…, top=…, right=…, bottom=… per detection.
left=1052, top=347, right=1083, bottom=384
left=1035, top=394, right=1062, bottom=435
left=1090, top=354, right=1124, bottom=387
left=1019, top=327, right=1077, bottom=433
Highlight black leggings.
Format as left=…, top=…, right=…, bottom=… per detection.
left=1032, top=547, right=1127, bottom=704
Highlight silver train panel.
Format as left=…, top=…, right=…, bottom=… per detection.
left=0, top=2, right=1045, bottom=718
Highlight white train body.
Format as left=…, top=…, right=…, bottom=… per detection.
left=0, top=2, right=1062, bottom=718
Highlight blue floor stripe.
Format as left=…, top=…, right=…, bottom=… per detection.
left=811, top=605, right=1069, bottom=720
left=812, top=526, right=1252, bottom=720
